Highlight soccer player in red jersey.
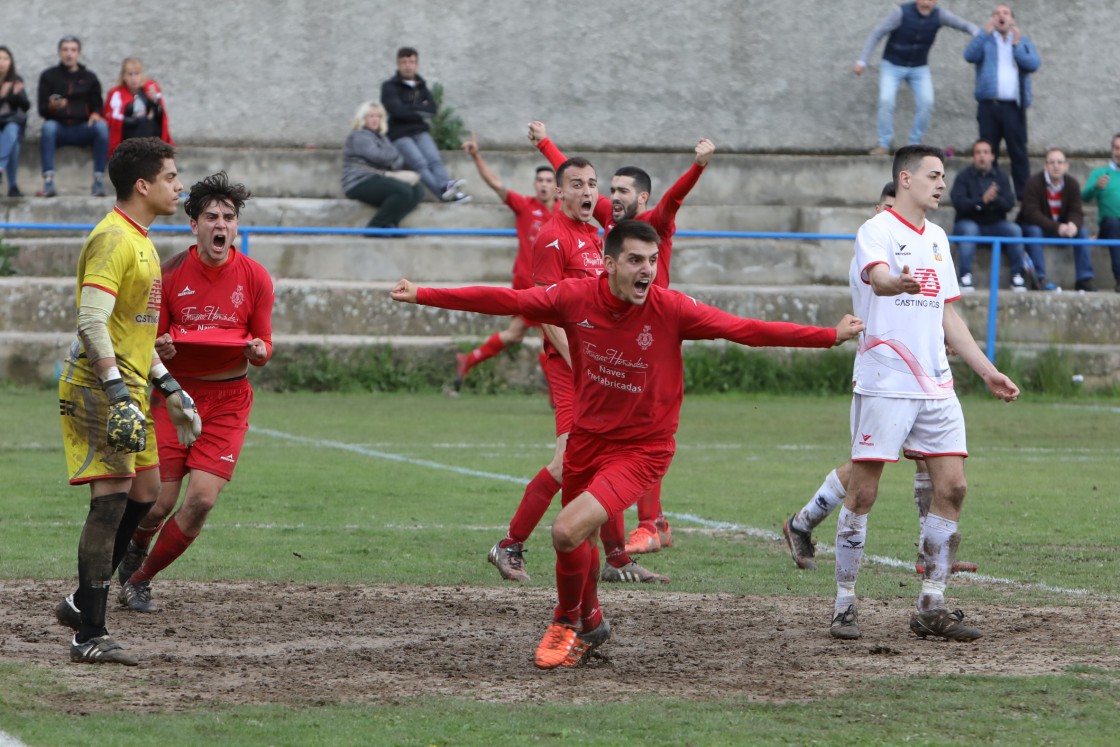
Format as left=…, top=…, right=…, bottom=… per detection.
left=392, top=220, right=864, bottom=667
left=451, top=132, right=557, bottom=393
left=528, top=121, right=717, bottom=563
left=115, top=172, right=275, bottom=612
left=486, top=156, right=602, bottom=584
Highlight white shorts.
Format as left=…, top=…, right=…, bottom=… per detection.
left=850, top=393, right=967, bottom=462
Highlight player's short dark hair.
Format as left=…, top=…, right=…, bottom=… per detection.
left=613, top=166, right=651, bottom=195
left=556, top=157, right=594, bottom=186
left=604, top=219, right=659, bottom=259
left=892, top=145, right=944, bottom=186
left=397, top=46, right=418, bottom=59
left=535, top=165, right=555, bottom=176
left=183, top=171, right=251, bottom=220
left=879, top=181, right=896, bottom=202
left=107, top=137, right=175, bottom=201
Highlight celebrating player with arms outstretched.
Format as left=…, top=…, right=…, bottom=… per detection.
left=392, top=220, right=863, bottom=668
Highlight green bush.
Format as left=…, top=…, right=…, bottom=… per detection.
left=430, top=83, right=467, bottom=150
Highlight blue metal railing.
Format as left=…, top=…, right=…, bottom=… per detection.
left=4, top=221, right=1119, bottom=362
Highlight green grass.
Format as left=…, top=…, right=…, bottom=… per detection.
left=2, top=387, right=1120, bottom=744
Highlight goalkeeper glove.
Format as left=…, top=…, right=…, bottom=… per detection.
left=151, top=368, right=202, bottom=447
left=103, top=376, right=146, bottom=453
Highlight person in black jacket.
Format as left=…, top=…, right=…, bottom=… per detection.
left=0, top=45, right=31, bottom=197
left=950, top=139, right=1026, bottom=291
left=379, top=47, right=469, bottom=203
left=37, top=35, right=109, bottom=197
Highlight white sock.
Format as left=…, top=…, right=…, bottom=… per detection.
left=918, top=513, right=958, bottom=611
left=795, top=469, right=846, bottom=532
left=834, top=506, right=867, bottom=612
left=913, top=471, right=933, bottom=529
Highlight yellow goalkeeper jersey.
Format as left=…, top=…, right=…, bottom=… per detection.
left=61, top=208, right=162, bottom=388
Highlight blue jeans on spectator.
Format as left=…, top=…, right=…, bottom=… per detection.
left=1021, top=224, right=1094, bottom=283
left=1098, top=216, right=1120, bottom=283
left=877, top=60, right=934, bottom=149
left=0, top=121, right=22, bottom=187
left=953, top=219, right=1025, bottom=280
left=390, top=131, right=452, bottom=199
left=40, top=119, right=109, bottom=176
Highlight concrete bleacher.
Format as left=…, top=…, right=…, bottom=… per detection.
left=2, top=146, right=1118, bottom=388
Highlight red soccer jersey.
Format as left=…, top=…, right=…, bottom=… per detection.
left=158, top=246, right=275, bottom=378
left=536, top=137, right=706, bottom=288
left=531, top=209, right=603, bottom=287
left=505, top=191, right=558, bottom=289
left=418, top=276, right=837, bottom=442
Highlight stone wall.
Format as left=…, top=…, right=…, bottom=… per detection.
left=6, top=1, right=1117, bottom=154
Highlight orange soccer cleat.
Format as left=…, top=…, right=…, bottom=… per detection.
left=624, top=526, right=660, bottom=555
left=534, top=622, right=578, bottom=669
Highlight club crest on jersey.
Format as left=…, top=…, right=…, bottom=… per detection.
left=932, top=242, right=943, bottom=262
left=636, top=325, right=654, bottom=350
left=231, top=284, right=245, bottom=307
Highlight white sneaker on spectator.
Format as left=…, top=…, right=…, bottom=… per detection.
left=960, top=273, right=975, bottom=293
left=441, top=179, right=467, bottom=200
left=1011, top=274, right=1027, bottom=292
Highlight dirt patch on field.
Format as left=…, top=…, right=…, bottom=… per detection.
left=2, top=580, right=1118, bottom=712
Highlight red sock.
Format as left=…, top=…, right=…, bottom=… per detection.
left=132, top=520, right=164, bottom=551
left=467, top=333, right=506, bottom=372
left=553, top=539, right=591, bottom=624
left=600, top=513, right=632, bottom=568
left=131, top=514, right=196, bottom=584
left=636, top=481, right=662, bottom=532
left=505, top=468, right=560, bottom=545
left=580, top=543, right=602, bottom=632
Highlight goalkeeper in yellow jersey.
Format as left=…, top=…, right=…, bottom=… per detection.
left=54, top=137, right=198, bottom=666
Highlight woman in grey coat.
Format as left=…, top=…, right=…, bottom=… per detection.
left=341, top=101, right=425, bottom=234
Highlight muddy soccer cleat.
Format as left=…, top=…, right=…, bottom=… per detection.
left=655, top=517, right=672, bottom=548
left=600, top=560, right=669, bottom=584
left=70, top=635, right=138, bottom=666
left=915, top=560, right=980, bottom=575
left=54, top=593, right=81, bottom=631
left=624, top=525, right=660, bottom=555
left=830, top=603, right=861, bottom=640
left=119, top=579, right=157, bottom=613
left=117, top=540, right=147, bottom=587
left=534, top=622, right=578, bottom=669
left=488, top=541, right=530, bottom=582
left=909, top=608, right=982, bottom=642
left=783, top=514, right=817, bottom=570
left=563, top=618, right=612, bottom=668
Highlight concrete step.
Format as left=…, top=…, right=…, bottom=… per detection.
left=5, top=329, right=1118, bottom=392
left=6, top=277, right=1117, bottom=345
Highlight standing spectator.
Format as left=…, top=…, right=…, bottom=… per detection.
left=830, top=144, right=1018, bottom=642
left=963, top=4, right=1041, bottom=200
left=380, top=46, right=469, bottom=203
left=854, top=1, right=978, bottom=156
left=341, top=101, right=425, bottom=235
left=950, top=139, right=1026, bottom=291
left=452, top=132, right=557, bottom=392
left=53, top=138, right=193, bottom=665
left=104, top=58, right=173, bottom=158
left=390, top=220, right=863, bottom=668
left=116, top=172, right=274, bottom=612
left=1019, top=148, right=1094, bottom=292
left=1081, top=133, right=1120, bottom=293
left=37, top=35, right=109, bottom=197
left=0, top=45, right=30, bottom=197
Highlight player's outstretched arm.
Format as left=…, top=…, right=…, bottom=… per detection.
left=463, top=132, right=508, bottom=200
left=694, top=138, right=715, bottom=167
left=868, top=263, right=922, bottom=296
left=390, top=279, right=419, bottom=304
left=833, top=314, right=865, bottom=345
left=943, top=303, right=1019, bottom=402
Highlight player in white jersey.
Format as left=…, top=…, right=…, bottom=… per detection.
left=828, top=145, right=1019, bottom=643
left=783, top=183, right=977, bottom=576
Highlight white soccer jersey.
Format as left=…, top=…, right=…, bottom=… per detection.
left=851, top=208, right=961, bottom=399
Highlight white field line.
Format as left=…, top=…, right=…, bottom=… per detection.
left=0, top=732, right=28, bottom=747
left=240, top=425, right=1110, bottom=600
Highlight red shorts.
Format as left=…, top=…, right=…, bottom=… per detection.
left=541, top=352, right=575, bottom=436
left=562, top=430, right=675, bottom=518
left=152, top=376, right=253, bottom=482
